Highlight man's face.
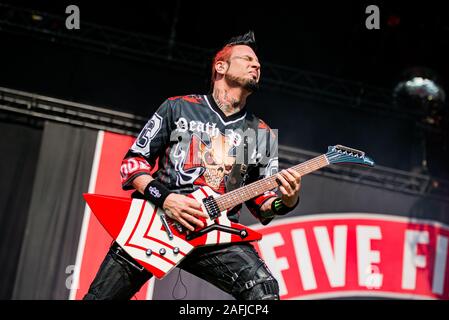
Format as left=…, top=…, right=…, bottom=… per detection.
left=224, top=45, right=261, bottom=92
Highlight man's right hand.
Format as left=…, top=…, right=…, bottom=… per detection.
left=162, top=193, right=209, bottom=231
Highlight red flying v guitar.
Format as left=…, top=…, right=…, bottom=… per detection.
left=84, top=145, right=374, bottom=279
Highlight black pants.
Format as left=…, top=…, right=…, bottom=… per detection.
left=83, top=241, right=279, bottom=300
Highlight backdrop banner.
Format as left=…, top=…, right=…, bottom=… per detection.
left=252, top=214, right=449, bottom=300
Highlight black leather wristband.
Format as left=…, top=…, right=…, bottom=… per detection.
left=143, top=180, right=172, bottom=208
left=271, top=197, right=299, bottom=216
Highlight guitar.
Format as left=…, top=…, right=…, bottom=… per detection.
left=84, top=144, right=374, bottom=279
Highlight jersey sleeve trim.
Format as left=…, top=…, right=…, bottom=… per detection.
left=120, top=156, right=153, bottom=190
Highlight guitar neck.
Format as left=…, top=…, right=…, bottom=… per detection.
left=215, top=154, right=329, bottom=211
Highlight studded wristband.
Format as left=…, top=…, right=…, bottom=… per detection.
left=143, top=180, right=172, bottom=208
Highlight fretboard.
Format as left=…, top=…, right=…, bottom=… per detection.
left=215, top=154, right=329, bottom=211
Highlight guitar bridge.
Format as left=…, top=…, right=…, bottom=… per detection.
left=202, top=196, right=221, bottom=220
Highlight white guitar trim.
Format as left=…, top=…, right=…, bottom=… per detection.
left=116, top=199, right=194, bottom=276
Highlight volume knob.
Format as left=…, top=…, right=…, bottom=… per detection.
left=240, top=230, right=248, bottom=238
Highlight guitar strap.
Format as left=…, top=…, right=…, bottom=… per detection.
left=225, top=113, right=262, bottom=193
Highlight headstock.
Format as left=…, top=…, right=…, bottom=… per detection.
left=325, top=145, right=375, bottom=167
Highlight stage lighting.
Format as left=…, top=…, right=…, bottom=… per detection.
left=396, top=76, right=444, bottom=102
left=393, top=68, right=446, bottom=117
left=394, top=68, right=448, bottom=176
left=31, top=14, right=43, bottom=21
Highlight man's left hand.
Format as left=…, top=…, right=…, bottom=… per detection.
left=276, top=168, right=302, bottom=207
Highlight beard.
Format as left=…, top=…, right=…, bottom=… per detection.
left=225, top=73, right=259, bottom=92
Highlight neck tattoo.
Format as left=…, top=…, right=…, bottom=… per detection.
left=212, top=89, right=242, bottom=116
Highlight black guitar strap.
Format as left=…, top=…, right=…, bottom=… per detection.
left=225, top=113, right=262, bottom=193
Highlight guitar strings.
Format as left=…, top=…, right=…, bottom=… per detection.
left=216, top=155, right=324, bottom=209
left=216, top=154, right=328, bottom=210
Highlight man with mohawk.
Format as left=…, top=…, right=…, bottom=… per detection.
left=84, top=31, right=302, bottom=300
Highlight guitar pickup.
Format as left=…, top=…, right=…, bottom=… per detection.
left=202, top=196, right=221, bottom=220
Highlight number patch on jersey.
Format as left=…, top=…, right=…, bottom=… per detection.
left=132, top=113, right=163, bottom=156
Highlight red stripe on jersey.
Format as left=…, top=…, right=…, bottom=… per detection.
left=168, top=95, right=203, bottom=104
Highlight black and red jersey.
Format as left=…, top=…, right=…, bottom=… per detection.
left=120, top=94, right=279, bottom=223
